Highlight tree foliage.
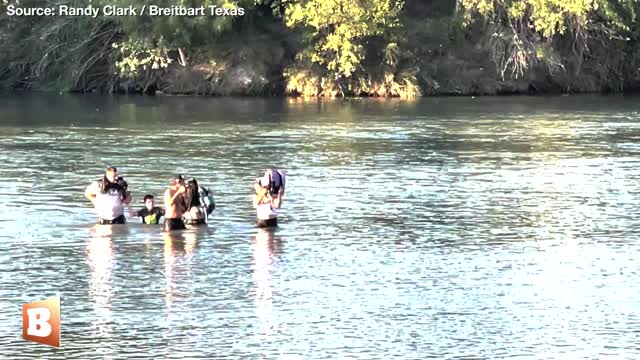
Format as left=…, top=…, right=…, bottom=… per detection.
left=284, top=0, right=404, bottom=79
left=2, top=0, right=640, bottom=96
left=460, top=0, right=637, bottom=79
left=0, top=0, right=116, bottom=91
left=98, top=0, right=248, bottom=48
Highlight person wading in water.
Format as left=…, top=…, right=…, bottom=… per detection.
left=85, top=166, right=132, bottom=224
left=253, top=169, right=285, bottom=228
left=163, top=175, right=188, bottom=231
left=131, top=194, right=165, bottom=224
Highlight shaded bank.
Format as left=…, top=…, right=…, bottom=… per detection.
left=2, top=0, right=640, bottom=97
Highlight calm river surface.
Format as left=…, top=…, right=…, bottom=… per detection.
left=0, top=95, right=639, bottom=359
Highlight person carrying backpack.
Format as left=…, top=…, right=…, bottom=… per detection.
left=253, top=169, right=285, bottom=228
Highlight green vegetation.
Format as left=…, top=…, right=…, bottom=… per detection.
left=1, top=0, right=640, bottom=96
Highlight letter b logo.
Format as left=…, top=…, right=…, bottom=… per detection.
left=27, top=307, right=52, bottom=337
left=22, top=297, right=60, bottom=348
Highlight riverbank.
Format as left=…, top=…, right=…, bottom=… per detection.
left=6, top=57, right=640, bottom=98
left=14, top=57, right=639, bottom=98
left=6, top=40, right=638, bottom=98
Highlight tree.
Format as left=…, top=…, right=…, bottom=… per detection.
left=0, top=0, right=117, bottom=91
left=460, top=0, right=636, bottom=79
left=283, top=0, right=404, bottom=95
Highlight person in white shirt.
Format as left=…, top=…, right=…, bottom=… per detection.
left=85, top=166, right=132, bottom=224
left=253, top=169, right=285, bottom=228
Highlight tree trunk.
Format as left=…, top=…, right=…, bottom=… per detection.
left=178, top=48, right=187, bottom=67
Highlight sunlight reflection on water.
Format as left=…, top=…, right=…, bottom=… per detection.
left=0, top=95, right=639, bottom=359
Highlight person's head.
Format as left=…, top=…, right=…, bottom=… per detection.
left=143, top=195, right=155, bottom=210
left=105, top=166, right=118, bottom=182
left=171, top=174, right=185, bottom=189
left=259, top=170, right=272, bottom=187
left=187, top=178, right=199, bottom=192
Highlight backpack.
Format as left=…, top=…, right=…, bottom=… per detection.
left=98, top=176, right=128, bottom=199
left=200, top=186, right=216, bottom=215
left=266, top=169, right=285, bottom=196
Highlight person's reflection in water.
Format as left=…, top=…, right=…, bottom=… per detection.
left=251, top=228, right=283, bottom=337
left=87, top=224, right=117, bottom=342
left=161, top=228, right=208, bottom=352
left=162, top=229, right=200, bottom=308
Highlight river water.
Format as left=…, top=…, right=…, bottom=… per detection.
left=0, top=95, right=639, bottom=359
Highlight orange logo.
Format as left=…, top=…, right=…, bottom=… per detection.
left=22, top=297, right=61, bottom=348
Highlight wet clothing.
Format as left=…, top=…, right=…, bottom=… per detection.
left=98, top=176, right=127, bottom=196
left=98, top=214, right=126, bottom=225
left=164, top=218, right=186, bottom=232
left=185, top=218, right=206, bottom=226
left=94, top=188, right=125, bottom=220
left=183, top=206, right=206, bottom=226
left=182, top=181, right=214, bottom=226
left=89, top=177, right=128, bottom=222
left=136, top=207, right=165, bottom=224
left=256, top=203, right=278, bottom=220
left=256, top=217, right=278, bottom=228
left=186, top=182, right=215, bottom=216
left=256, top=202, right=278, bottom=228
left=254, top=169, right=284, bottom=229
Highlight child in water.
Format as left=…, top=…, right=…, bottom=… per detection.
left=131, top=194, right=165, bottom=224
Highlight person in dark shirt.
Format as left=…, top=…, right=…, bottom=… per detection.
left=131, top=194, right=165, bottom=224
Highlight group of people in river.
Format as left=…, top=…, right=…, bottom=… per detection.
left=84, top=166, right=286, bottom=231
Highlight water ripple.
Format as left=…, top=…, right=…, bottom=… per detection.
left=0, top=96, right=639, bottom=359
